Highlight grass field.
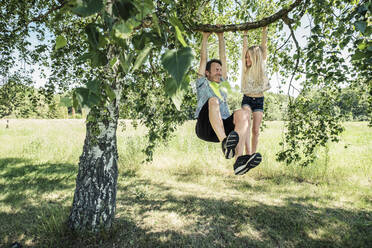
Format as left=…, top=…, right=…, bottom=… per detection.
left=0, top=119, right=371, bottom=248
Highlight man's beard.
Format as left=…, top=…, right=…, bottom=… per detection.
left=213, top=76, right=221, bottom=83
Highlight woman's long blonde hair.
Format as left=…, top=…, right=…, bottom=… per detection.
left=241, top=45, right=267, bottom=88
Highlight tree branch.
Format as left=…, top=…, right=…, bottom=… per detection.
left=13, top=1, right=68, bottom=33
left=193, top=0, right=303, bottom=32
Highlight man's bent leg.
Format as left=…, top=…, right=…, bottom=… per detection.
left=208, top=97, right=227, bottom=142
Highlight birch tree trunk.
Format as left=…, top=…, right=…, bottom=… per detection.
left=68, top=42, right=122, bottom=231
left=68, top=93, right=120, bottom=232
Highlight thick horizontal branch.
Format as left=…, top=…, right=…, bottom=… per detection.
left=193, top=0, right=303, bottom=32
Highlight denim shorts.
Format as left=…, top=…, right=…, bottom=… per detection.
left=241, top=95, right=264, bottom=112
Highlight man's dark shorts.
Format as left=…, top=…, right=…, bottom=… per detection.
left=241, top=95, right=264, bottom=112
left=195, top=101, right=235, bottom=143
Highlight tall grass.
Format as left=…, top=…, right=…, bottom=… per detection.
left=0, top=119, right=371, bottom=247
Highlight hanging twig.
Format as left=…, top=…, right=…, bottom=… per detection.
left=285, top=19, right=301, bottom=102
left=272, top=35, right=291, bottom=59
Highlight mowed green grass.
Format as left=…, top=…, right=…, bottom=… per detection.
left=0, top=119, right=371, bottom=247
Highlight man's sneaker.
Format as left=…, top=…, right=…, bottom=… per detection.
left=222, top=131, right=239, bottom=159
left=234, top=153, right=262, bottom=175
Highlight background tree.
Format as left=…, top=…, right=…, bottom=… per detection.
left=0, top=75, right=29, bottom=119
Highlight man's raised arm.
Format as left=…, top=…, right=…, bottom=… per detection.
left=217, top=32, right=228, bottom=80
left=198, top=32, right=211, bottom=78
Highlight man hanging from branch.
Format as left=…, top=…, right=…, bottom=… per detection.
left=194, top=31, right=262, bottom=175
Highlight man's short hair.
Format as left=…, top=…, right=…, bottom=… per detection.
left=206, top=59, right=222, bottom=74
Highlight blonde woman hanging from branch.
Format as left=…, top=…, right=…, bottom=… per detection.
left=240, top=26, right=270, bottom=170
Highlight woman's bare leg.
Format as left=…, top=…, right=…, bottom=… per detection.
left=251, top=111, right=263, bottom=154
left=242, top=106, right=252, bottom=155
left=233, top=109, right=249, bottom=158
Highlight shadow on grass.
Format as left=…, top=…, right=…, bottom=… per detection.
left=0, top=157, right=31, bottom=170
left=0, top=203, right=71, bottom=248
left=112, top=179, right=372, bottom=248
left=2, top=159, right=371, bottom=247
left=0, top=158, right=76, bottom=197
left=0, top=157, right=77, bottom=247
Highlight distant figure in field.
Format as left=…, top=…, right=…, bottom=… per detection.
left=194, top=31, right=262, bottom=175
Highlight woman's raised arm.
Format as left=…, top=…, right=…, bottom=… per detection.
left=261, top=26, right=268, bottom=60
left=242, top=30, right=248, bottom=70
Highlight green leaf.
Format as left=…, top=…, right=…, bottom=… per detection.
left=75, top=87, right=89, bottom=107
left=75, top=87, right=101, bottom=108
left=295, top=75, right=302, bottom=80
left=98, top=35, right=109, bottom=48
left=113, top=21, right=132, bottom=39
left=91, top=51, right=108, bottom=67
left=113, top=0, right=139, bottom=20
left=357, top=3, right=368, bottom=14
left=161, top=47, right=194, bottom=83
left=132, top=44, right=152, bottom=71
left=209, top=82, right=223, bottom=99
left=168, top=12, right=186, bottom=46
left=174, top=26, right=187, bottom=47
left=355, top=21, right=367, bottom=34
left=77, top=52, right=92, bottom=63
left=351, top=50, right=365, bottom=61
left=72, top=0, right=104, bottom=17
left=85, top=23, right=99, bottom=49
left=76, top=51, right=107, bottom=67
left=169, top=15, right=184, bottom=32
left=72, top=91, right=79, bottom=110
left=113, top=19, right=139, bottom=40
left=86, top=115, right=95, bottom=123
left=358, top=42, right=366, bottom=50
left=55, top=35, right=67, bottom=50
left=119, top=52, right=134, bottom=74
left=103, top=84, right=116, bottom=101
left=86, top=79, right=100, bottom=95
left=365, top=26, right=372, bottom=36
left=110, top=57, right=118, bottom=67
left=59, top=96, right=72, bottom=107
left=164, top=77, right=188, bottom=110
left=132, top=32, right=148, bottom=51
left=103, top=14, right=115, bottom=30
left=152, top=14, right=162, bottom=37
left=87, top=92, right=100, bottom=107
left=133, top=0, right=154, bottom=19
